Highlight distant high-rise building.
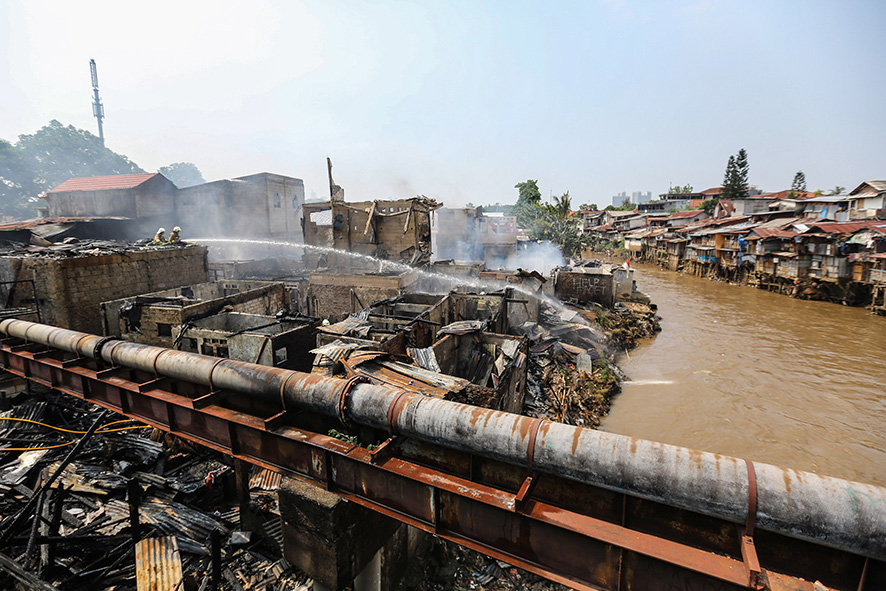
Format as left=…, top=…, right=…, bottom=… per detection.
left=611, top=191, right=629, bottom=207
left=611, top=191, right=652, bottom=207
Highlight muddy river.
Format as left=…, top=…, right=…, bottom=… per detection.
left=601, top=262, right=886, bottom=487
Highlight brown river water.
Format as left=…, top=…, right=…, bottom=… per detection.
left=601, top=262, right=886, bottom=487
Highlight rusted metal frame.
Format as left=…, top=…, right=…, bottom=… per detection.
left=741, top=459, right=764, bottom=589
left=515, top=417, right=545, bottom=511
left=0, top=347, right=809, bottom=591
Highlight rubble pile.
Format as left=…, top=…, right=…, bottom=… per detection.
left=593, top=301, right=660, bottom=351
left=0, top=386, right=312, bottom=591
left=0, top=238, right=186, bottom=259
left=407, top=536, right=568, bottom=591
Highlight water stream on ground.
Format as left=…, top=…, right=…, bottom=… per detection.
left=602, top=261, right=886, bottom=486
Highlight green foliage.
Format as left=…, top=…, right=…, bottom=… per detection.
left=514, top=179, right=543, bottom=229
left=668, top=184, right=694, bottom=194
left=700, top=198, right=719, bottom=214
left=828, top=185, right=845, bottom=196
left=604, top=199, right=635, bottom=211
left=722, top=148, right=749, bottom=200
left=159, top=162, right=205, bottom=188
left=519, top=190, right=588, bottom=257
left=789, top=171, right=807, bottom=199
left=579, top=202, right=599, bottom=211
left=0, top=120, right=144, bottom=219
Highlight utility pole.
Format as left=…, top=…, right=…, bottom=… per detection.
left=89, top=59, right=105, bottom=145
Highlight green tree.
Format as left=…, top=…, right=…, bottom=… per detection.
left=159, top=162, right=205, bottom=188
left=514, top=179, right=542, bottom=228
left=579, top=202, right=599, bottom=211
left=523, top=191, right=588, bottom=257
left=0, top=120, right=144, bottom=219
left=789, top=171, right=807, bottom=199
left=668, top=184, right=694, bottom=194
left=733, top=148, right=749, bottom=198
left=515, top=179, right=541, bottom=207
left=828, top=185, right=845, bottom=196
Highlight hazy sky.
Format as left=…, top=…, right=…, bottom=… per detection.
left=2, top=1, right=884, bottom=207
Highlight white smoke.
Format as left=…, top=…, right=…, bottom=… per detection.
left=505, top=241, right=565, bottom=276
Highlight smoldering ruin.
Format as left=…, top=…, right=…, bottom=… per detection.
left=0, top=165, right=660, bottom=591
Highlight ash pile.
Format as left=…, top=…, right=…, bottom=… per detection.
left=0, top=385, right=310, bottom=591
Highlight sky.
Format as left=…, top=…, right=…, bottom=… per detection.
left=1, top=0, right=884, bottom=208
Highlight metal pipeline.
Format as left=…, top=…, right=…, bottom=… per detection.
left=2, top=319, right=885, bottom=560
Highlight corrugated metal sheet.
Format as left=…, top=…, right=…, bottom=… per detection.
left=249, top=468, right=282, bottom=491
left=135, top=536, right=183, bottom=591
left=407, top=347, right=442, bottom=372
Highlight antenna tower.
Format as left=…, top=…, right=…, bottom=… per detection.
left=89, top=59, right=105, bottom=145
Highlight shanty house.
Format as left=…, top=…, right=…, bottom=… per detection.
left=847, top=181, right=886, bottom=219
left=41, top=173, right=177, bottom=235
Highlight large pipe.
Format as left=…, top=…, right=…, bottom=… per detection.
left=2, top=319, right=885, bottom=560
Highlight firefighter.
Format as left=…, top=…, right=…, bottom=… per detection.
left=168, top=226, right=182, bottom=243
left=150, top=227, right=167, bottom=245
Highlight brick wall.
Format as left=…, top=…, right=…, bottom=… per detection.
left=0, top=246, right=209, bottom=335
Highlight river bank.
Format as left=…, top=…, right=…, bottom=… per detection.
left=602, top=259, right=886, bottom=488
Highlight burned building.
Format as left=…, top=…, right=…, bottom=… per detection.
left=0, top=243, right=208, bottom=335
left=176, top=311, right=318, bottom=371
left=176, top=172, right=305, bottom=243
left=432, top=207, right=518, bottom=269
left=304, top=270, right=417, bottom=321
left=102, top=280, right=290, bottom=347
left=302, top=197, right=440, bottom=271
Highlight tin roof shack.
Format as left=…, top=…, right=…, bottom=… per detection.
left=175, top=312, right=318, bottom=371
left=432, top=207, right=518, bottom=269
left=176, top=173, right=305, bottom=242
left=42, top=173, right=176, bottom=236
left=848, top=180, right=886, bottom=219
left=305, top=270, right=417, bottom=322
left=0, top=243, right=208, bottom=334
left=745, top=227, right=800, bottom=277
left=800, top=221, right=886, bottom=283
left=102, top=280, right=289, bottom=347
left=302, top=197, right=441, bottom=271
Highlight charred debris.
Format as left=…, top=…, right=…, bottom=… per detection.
left=0, top=189, right=659, bottom=590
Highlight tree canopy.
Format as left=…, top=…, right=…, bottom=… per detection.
left=520, top=191, right=587, bottom=257
left=0, top=120, right=144, bottom=219
left=789, top=171, right=807, bottom=199
left=159, top=162, right=205, bottom=188
left=721, top=148, right=749, bottom=201
left=667, top=184, right=694, bottom=195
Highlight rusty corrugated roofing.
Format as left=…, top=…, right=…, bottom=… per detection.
left=135, top=536, right=183, bottom=591
left=801, top=220, right=886, bottom=234
left=47, top=173, right=158, bottom=194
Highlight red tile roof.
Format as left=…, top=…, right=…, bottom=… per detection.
left=46, top=173, right=159, bottom=194
left=700, top=187, right=722, bottom=196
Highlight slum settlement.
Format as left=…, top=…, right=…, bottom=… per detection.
left=0, top=171, right=658, bottom=591
left=580, top=181, right=886, bottom=311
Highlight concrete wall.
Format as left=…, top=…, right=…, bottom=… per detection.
left=0, top=246, right=209, bottom=335
left=554, top=270, right=615, bottom=307
left=306, top=273, right=415, bottom=321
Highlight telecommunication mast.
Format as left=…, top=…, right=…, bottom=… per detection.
left=89, top=59, right=105, bottom=145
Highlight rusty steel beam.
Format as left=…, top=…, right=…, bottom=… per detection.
left=0, top=321, right=884, bottom=591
